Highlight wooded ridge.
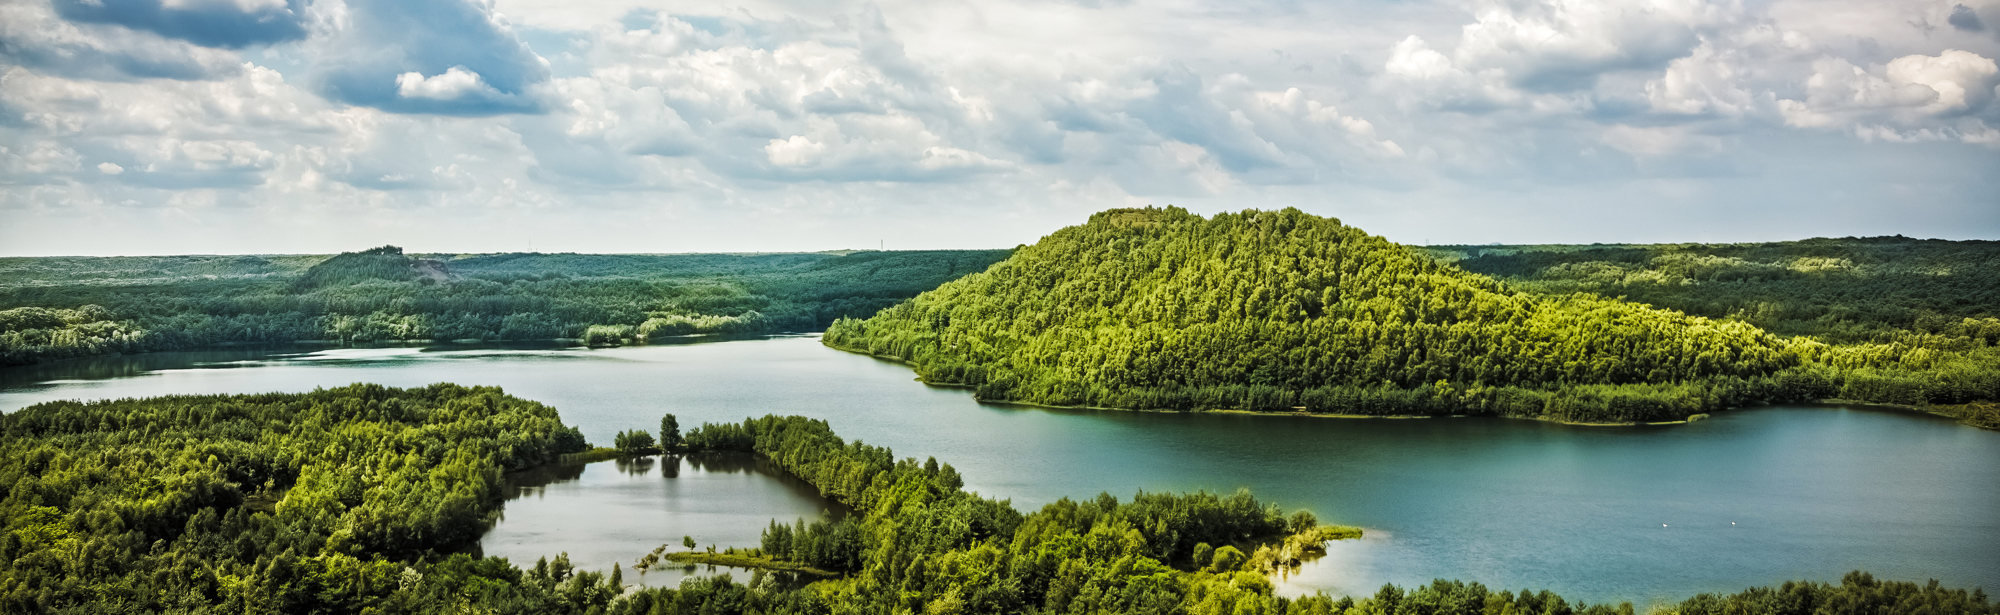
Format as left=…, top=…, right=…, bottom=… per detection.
left=825, top=207, right=1999, bottom=425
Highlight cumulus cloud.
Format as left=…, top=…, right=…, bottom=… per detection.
left=1452, top=0, right=1731, bottom=91
left=395, top=66, right=503, bottom=100
left=1644, top=41, right=1756, bottom=116
left=51, top=0, right=308, bottom=49
left=1778, top=50, right=2000, bottom=143
left=2, top=0, right=1998, bottom=254
left=1887, top=50, right=1999, bottom=112
left=1382, top=35, right=1518, bottom=111
left=312, top=0, right=550, bottom=115
left=0, top=0, right=244, bottom=80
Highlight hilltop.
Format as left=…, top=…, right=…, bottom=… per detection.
left=825, top=207, right=1998, bottom=424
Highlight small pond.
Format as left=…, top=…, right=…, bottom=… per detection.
left=482, top=453, right=850, bottom=588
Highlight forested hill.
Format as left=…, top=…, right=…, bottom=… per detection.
left=0, top=247, right=1009, bottom=366
left=825, top=207, right=1998, bottom=425
left=1424, top=237, right=2000, bottom=344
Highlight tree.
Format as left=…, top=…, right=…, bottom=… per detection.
left=613, top=429, right=657, bottom=455
left=683, top=536, right=696, bottom=550
left=660, top=413, right=683, bottom=453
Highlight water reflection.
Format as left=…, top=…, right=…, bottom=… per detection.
left=0, top=346, right=309, bottom=389
left=483, top=453, right=849, bottom=589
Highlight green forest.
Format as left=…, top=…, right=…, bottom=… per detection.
left=824, top=207, right=2000, bottom=426
left=0, top=246, right=1009, bottom=367
left=4, top=388, right=1989, bottom=614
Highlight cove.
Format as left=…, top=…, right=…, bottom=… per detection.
left=1, top=335, right=1995, bottom=605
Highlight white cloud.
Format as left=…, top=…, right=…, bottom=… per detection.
left=1645, top=41, right=1755, bottom=116
left=1452, top=0, right=1733, bottom=91
left=1387, top=35, right=1460, bottom=81
left=2, top=0, right=1998, bottom=254
left=98, top=162, right=125, bottom=175
left=1777, top=51, right=2000, bottom=144
left=396, top=67, right=501, bottom=100
left=1886, top=50, right=1999, bottom=113
left=766, top=135, right=827, bottom=168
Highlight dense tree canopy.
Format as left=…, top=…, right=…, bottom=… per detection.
left=0, top=383, right=598, bottom=612
left=826, top=207, right=1998, bottom=424
left=0, top=247, right=1009, bottom=366
left=1430, top=236, right=2000, bottom=344
left=2, top=392, right=1986, bottom=614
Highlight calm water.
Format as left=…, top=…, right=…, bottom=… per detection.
left=2, top=335, right=1996, bottom=604
left=485, top=453, right=848, bottom=589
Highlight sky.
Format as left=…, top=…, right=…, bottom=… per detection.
left=0, top=0, right=1996, bottom=256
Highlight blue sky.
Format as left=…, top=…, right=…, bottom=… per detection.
left=1, top=0, right=1996, bottom=255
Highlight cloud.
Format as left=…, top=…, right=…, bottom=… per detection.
left=1644, top=41, right=1756, bottom=116
left=1948, top=4, right=1985, bottom=32
left=1792, top=51, right=2000, bottom=121
left=1382, top=35, right=1518, bottom=112
left=1778, top=50, right=2000, bottom=143
left=51, top=0, right=308, bottom=49
left=1887, top=50, right=1999, bottom=112
left=3, top=0, right=1999, bottom=254
left=395, top=66, right=503, bottom=100
left=753, top=115, right=1012, bottom=182
left=312, top=0, right=550, bottom=115
left=0, top=0, right=244, bottom=81
left=1452, top=0, right=1730, bottom=92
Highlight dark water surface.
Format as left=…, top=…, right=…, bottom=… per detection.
left=3, top=336, right=1996, bottom=604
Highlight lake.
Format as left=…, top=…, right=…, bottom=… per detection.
left=2, top=335, right=1995, bottom=605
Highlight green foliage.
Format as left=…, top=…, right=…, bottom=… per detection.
left=4, top=396, right=1984, bottom=614
left=0, top=248, right=1009, bottom=366
left=1676, top=571, right=1994, bottom=615
left=826, top=208, right=1815, bottom=423
left=629, top=416, right=1989, bottom=615
left=292, top=246, right=422, bottom=291
left=614, top=429, right=659, bottom=455
left=1431, top=236, right=2000, bottom=423
left=659, top=549, right=838, bottom=576
left=660, top=414, right=683, bottom=453
left=0, top=304, right=144, bottom=365
left=583, top=324, right=638, bottom=347
left=663, top=414, right=1339, bottom=613
left=1430, top=237, right=2000, bottom=343
left=826, top=208, right=1997, bottom=424
left=0, top=383, right=599, bottom=612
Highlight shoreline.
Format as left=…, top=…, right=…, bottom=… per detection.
left=659, top=552, right=838, bottom=578
left=822, top=339, right=1710, bottom=427
left=819, top=339, right=1994, bottom=429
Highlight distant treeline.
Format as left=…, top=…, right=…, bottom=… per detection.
left=3, top=389, right=1988, bottom=613
left=826, top=208, right=1999, bottom=426
left=1429, top=236, right=2000, bottom=344
left=0, top=246, right=1009, bottom=366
